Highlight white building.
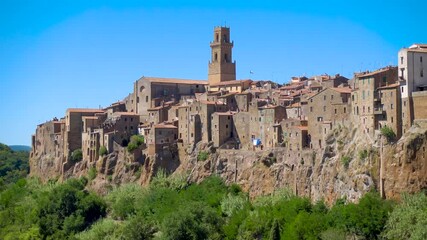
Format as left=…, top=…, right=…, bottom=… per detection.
left=398, top=44, right=427, bottom=132
left=398, top=44, right=427, bottom=98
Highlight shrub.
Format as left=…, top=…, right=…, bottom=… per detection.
left=71, top=149, right=83, bottom=163
left=99, top=146, right=108, bottom=156
left=88, top=167, right=97, bottom=181
left=358, top=149, right=368, bottom=160
left=341, top=156, right=351, bottom=169
left=380, top=126, right=396, bottom=142
left=197, top=151, right=209, bottom=161
left=127, top=135, right=145, bottom=152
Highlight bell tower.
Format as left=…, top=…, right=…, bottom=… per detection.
left=208, top=26, right=236, bottom=85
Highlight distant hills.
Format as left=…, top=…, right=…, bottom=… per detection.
left=9, top=145, right=31, bottom=152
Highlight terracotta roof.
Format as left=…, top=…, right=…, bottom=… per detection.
left=82, top=116, right=98, bottom=120
left=154, top=124, right=177, bottom=129
left=280, top=84, right=304, bottom=90
left=140, top=76, right=208, bottom=85
left=67, top=108, right=104, bottom=113
left=209, top=79, right=252, bottom=87
left=214, top=111, right=234, bottom=116
left=199, top=100, right=223, bottom=105
left=377, top=83, right=400, bottom=90
left=331, top=87, right=352, bottom=94
left=356, top=67, right=397, bottom=78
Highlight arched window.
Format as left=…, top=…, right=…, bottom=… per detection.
left=214, top=53, right=218, bottom=61
left=223, top=34, right=227, bottom=42
left=216, top=34, right=219, bottom=42
left=224, top=53, right=228, bottom=62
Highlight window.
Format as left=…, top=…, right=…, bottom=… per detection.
left=401, top=87, right=404, bottom=93
left=331, top=95, right=334, bottom=100
left=137, top=97, right=140, bottom=103
left=216, top=33, right=219, bottom=42
left=159, top=130, right=162, bottom=135
left=334, top=109, right=337, bottom=114
left=404, top=101, right=406, bottom=107
left=362, top=90, right=365, bottom=100
left=146, top=96, right=148, bottom=102
left=368, top=107, right=370, bottom=113
left=382, top=76, right=387, bottom=83
left=421, top=70, right=424, bottom=77
left=401, top=56, right=403, bottom=64
left=226, top=124, right=229, bottom=129
left=323, top=106, right=326, bottom=112
left=391, top=117, right=394, bottom=123
left=224, top=54, right=228, bottom=62
left=391, top=104, right=394, bottom=109
left=214, top=53, right=218, bottom=61
left=421, top=56, right=423, bottom=62
left=344, top=107, right=346, bottom=113
left=323, top=95, right=326, bottom=100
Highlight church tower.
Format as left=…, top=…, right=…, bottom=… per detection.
left=208, top=26, right=236, bottom=85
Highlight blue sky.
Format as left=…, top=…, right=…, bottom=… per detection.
left=1, top=0, right=426, bottom=145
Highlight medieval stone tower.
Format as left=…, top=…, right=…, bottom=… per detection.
left=208, top=26, right=236, bottom=85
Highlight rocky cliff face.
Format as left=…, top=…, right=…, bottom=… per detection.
left=29, top=122, right=427, bottom=203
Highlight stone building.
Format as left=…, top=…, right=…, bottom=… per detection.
left=351, top=67, right=397, bottom=137
left=147, top=123, right=178, bottom=155
left=125, top=77, right=208, bottom=122
left=307, top=87, right=351, bottom=149
left=377, top=83, right=402, bottom=139
left=211, top=112, right=235, bottom=148
left=31, top=118, right=65, bottom=160
left=398, top=44, right=427, bottom=133
left=208, top=79, right=252, bottom=93
left=64, top=108, right=104, bottom=160
left=208, top=26, right=236, bottom=85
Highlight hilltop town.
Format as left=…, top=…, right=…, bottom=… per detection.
left=30, top=27, right=427, bottom=202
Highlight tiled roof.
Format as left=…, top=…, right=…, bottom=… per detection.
left=140, top=77, right=208, bottom=85
left=356, top=67, right=396, bottom=78
left=377, top=83, right=400, bottom=90
left=209, top=79, right=252, bottom=87
left=67, top=108, right=104, bottom=113
left=331, top=87, right=352, bottom=94
left=154, top=124, right=177, bottom=129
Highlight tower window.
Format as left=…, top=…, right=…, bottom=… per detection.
left=216, top=34, right=219, bottom=42
left=214, top=53, right=218, bottom=61
left=223, top=34, right=227, bottom=42
left=224, top=54, right=228, bottom=62
left=401, top=57, right=403, bottom=64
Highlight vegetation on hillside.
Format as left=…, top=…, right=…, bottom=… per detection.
left=0, top=143, right=29, bottom=189
left=1, top=141, right=426, bottom=239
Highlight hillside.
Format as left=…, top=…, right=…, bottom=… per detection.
left=9, top=145, right=31, bottom=152
left=0, top=142, right=29, bottom=188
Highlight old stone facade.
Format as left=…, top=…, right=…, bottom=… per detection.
left=30, top=26, right=427, bottom=202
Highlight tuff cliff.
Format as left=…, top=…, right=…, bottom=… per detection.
left=29, top=122, right=427, bottom=204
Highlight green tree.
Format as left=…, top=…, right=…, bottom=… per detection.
left=383, top=193, right=427, bottom=240
left=71, top=149, right=83, bottom=163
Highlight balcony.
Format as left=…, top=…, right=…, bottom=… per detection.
left=374, top=107, right=384, bottom=115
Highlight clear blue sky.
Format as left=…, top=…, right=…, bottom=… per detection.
left=1, top=0, right=426, bottom=145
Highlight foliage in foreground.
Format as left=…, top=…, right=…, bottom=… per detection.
left=1, top=164, right=427, bottom=240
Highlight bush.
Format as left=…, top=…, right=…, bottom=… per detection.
left=71, top=149, right=83, bottom=163
left=88, top=167, right=97, bottom=181
left=358, top=149, right=368, bottom=161
left=99, top=146, right=108, bottom=156
left=341, top=156, right=351, bottom=169
left=127, top=135, right=145, bottom=152
left=380, top=126, right=396, bottom=142
left=197, top=151, right=209, bottom=161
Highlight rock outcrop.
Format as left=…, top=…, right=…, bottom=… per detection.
left=29, top=122, right=427, bottom=204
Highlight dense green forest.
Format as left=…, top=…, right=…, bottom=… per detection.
left=0, top=142, right=426, bottom=239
